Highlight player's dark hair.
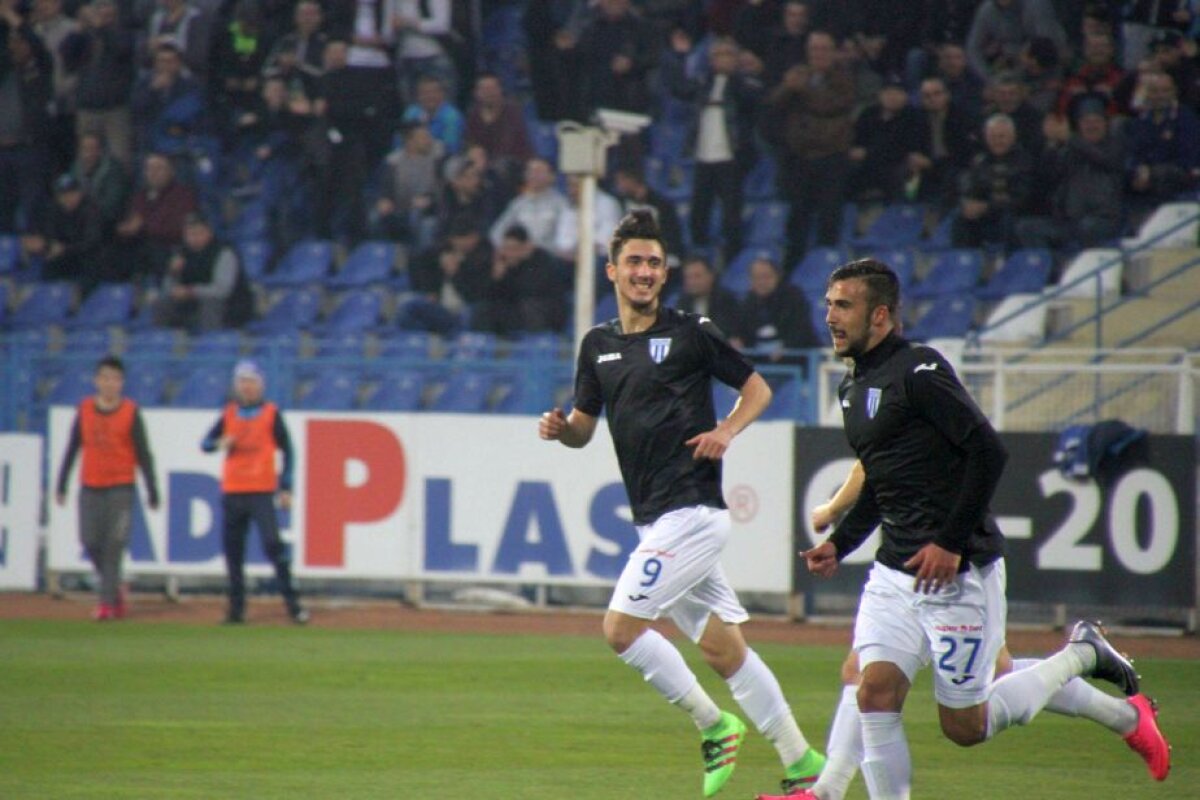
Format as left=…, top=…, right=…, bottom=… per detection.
left=828, top=258, right=901, bottom=315
left=609, top=209, right=667, bottom=264
left=95, top=355, right=125, bottom=374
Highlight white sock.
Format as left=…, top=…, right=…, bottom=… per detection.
left=725, top=648, right=811, bottom=766
left=620, top=629, right=720, bottom=729
left=986, top=644, right=1096, bottom=737
left=1011, top=658, right=1137, bottom=735
left=810, top=684, right=863, bottom=800
left=859, top=712, right=910, bottom=800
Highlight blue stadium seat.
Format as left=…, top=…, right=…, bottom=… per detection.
left=0, top=282, right=8, bottom=327
left=761, top=375, right=807, bottom=422
left=247, top=288, right=321, bottom=334
left=294, top=370, right=357, bottom=410
left=329, top=241, right=395, bottom=288
left=851, top=204, right=924, bottom=250
left=237, top=239, right=272, bottom=281
left=743, top=155, right=778, bottom=201
left=64, top=328, right=114, bottom=359
left=249, top=331, right=301, bottom=360
left=908, top=249, right=984, bottom=300
left=593, top=293, right=618, bottom=324
left=8, top=328, right=49, bottom=355
left=187, top=330, right=243, bottom=359
left=906, top=296, right=977, bottom=340
left=126, top=329, right=178, bottom=357
left=530, top=121, right=558, bottom=163
left=649, top=121, right=689, bottom=161
left=314, top=331, right=366, bottom=360
left=865, top=247, right=917, bottom=288
left=0, top=234, right=18, bottom=273
left=66, top=283, right=133, bottom=329
left=919, top=211, right=957, bottom=252
left=377, top=330, right=434, bottom=362
left=744, top=202, right=788, bottom=247
left=510, top=332, right=568, bottom=363
left=363, top=370, right=424, bottom=411
left=174, top=367, right=231, bottom=408
left=10, top=282, right=73, bottom=329
left=125, top=365, right=168, bottom=406
left=260, top=240, right=333, bottom=287
left=720, top=246, right=783, bottom=295
left=450, top=331, right=497, bottom=361
left=645, top=156, right=693, bottom=202
left=712, top=382, right=739, bottom=420
left=790, top=246, right=849, bottom=292
left=430, top=372, right=493, bottom=413
left=228, top=200, right=269, bottom=243
left=317, top=289, right=382, bottom=334
left=806, top=295, right=829, bottom=342
left=47, top=368, right=95, bottom=406
left=976, top=249, right=1052, bottom=300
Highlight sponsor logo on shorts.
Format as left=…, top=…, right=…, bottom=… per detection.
left=627, top=593, right=650, bottom=602
left=950, top=675, right=975, bottom=685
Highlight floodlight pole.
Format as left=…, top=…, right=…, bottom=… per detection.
left=574, top=173, right=597, bottom=356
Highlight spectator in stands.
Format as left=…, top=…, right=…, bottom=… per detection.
left=69, top=132, right=129, bottom=233
left=847, top=75, right=932, bottom=203
left=31, top=0, right=79, bottom=177
left=912, top=76, right=978, bottom=210
left=554, top=174, right=623, bottom=262
left=565, top=0, right=655, bottom=118
left=464, top=72, right=533, bottom=183
left=734, top=257, right=819, bottom=362
left=236, top=76, right=302, bottom=164
left=664, top=32, right=763, bottom=264
left=61, top=0, right=135, bottom=168
left=312, top=38, right=399, bottom=243
left=1057, top=32, right=1126, bottom=119
left=953, top=113, right=1035, bottom=247
left=156, top=211, right=254, bottom=332
left=390, top=0, right=457, bottom=102
left=731, top=0, right=783, bottom=68
left=1143, top=28, right=1200, bottom=109
left=200, top=359, right=307, bottom=625
left=675, top=254, right=742, bottom=342
left=1127, top=71, right=1200, bottom=209
left=764, top=30, right=855, bottom=268
left=758, top=0, right=811, bottom=87
left=488, top=157, right=569, bottom=252
left=369, top=121, right=443, bottom=244
left=840, top=32, right=887, bottom=115
left=115, top=152, right=198, bottom=283
left=22, top=173, right=111, bottom=293
left=611, top=165, right=684, bottom=267
left=208, top=0, right=270, bottom=134
left=405, top=214, right=492, bottom=332
left=1120, top=0, right=1194, bottom=69
left=1015, top=102, right=1124, bottom=253
left=145, top=0, right=212, bottom=83
left=402, top=74, right=463, bottom=155
left=965, top=0, right=1067, bottom=80
left=905, top=0, right=984, bottom=90
left=0, top=5, right=53, bottom=235
left=475, top=223, right=568, bottom=335
left=262, top=0, right=327, bottom=92
left=986, top=70, right=1045, bottom=156
left=436, top=152, right=504, bottom=238
left=131, top=42, right=206, bottom=159
left=523, top=0, right=588, bottom=121
left=55, top=355, right=160, bottom=622
left=935, top=42, right=987, bottom=122
left=1017, top=35, right=1064, bottom=114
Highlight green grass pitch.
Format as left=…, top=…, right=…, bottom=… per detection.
left=0, top=619, right=1193, bottom=799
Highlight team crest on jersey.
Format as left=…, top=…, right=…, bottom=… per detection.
left=866, top=387, right=882, bottom=419
left=649, top=337, right=671, bottom=364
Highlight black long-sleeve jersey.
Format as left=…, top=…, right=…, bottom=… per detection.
left=829, top=333, right=1008, bottom=573
left=574, top=307, right=756, bottom=525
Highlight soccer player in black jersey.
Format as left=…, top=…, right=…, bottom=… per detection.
left=758, top=259, right=1168, bottom=800
left=539, top=210, right=825, bottom=797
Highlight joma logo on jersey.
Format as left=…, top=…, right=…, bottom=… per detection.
left=866, top=387, right=882, bottom=419
left=649, top=338, right=671, bottom=364
left=597, top=352, right=622, bottom=364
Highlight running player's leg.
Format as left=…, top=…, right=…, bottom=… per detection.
left=249, top=493, right=305, bottom=621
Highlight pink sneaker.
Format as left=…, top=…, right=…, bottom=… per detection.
left=92, top=604, right=114, bottom=621
left=114, top=586, right=128, bottom=619
left=1124, top=694, right=1170, bottom=781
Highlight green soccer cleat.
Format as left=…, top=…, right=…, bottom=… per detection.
left=778, top=748, right=826, bottom=794
left=700, top=712, right=746, bottom=797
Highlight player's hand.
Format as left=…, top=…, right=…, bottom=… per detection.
left=277, top=490, right=292, bottom=511
left=904, top=542, right=961, bottom=594
left=811, top=501, right=838, bottom=532
left=802, top=540, right=838, bottom=578
left=539, top=408, right=567, bottom=440
left=685, top=426, right=732, bottom=460
left=218, top=436, right=235, bottom=452
left=55, top=491, right=66, bottom=507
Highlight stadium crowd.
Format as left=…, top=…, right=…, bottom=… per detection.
left=1, top=0, right=1199, bottom=343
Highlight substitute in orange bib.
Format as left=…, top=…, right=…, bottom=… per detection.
left=201, top=360, right=308, bottom=625
left=56, top=356, right=160, bottom=621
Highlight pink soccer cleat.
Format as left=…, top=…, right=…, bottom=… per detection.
left=755, top=791, right=818, bottom=799
left=1124, top=694, right=1171, bottom=781
left=92, top=604, right=114, bottom=621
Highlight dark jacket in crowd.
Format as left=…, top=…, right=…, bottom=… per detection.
left=61, top=22, right=135, bottom=111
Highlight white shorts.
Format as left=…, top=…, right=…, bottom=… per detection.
left=853, top=559, right=1007, bottom=709
left=607, top=505, right=749, bottom=643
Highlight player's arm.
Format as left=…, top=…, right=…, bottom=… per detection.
left=131, top=409, right=160, bottom=509
left=54, top=414, right=83, bottom=505
left=813, top=459, right=864, bottom=531
left=200, top=416, right=226, bottom=452
left=539, top=407, right=598, bottom=448
left=687, top=371, right=771, bottom=460
left=804, top=479, right=881, bottom=578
